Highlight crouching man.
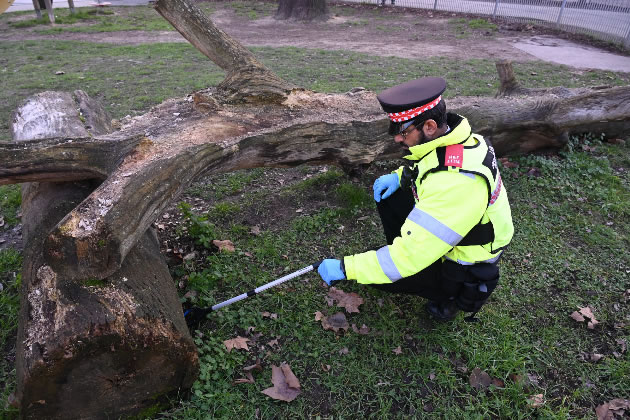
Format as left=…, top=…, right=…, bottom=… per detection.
left=318, top=77, right=514, bottom=321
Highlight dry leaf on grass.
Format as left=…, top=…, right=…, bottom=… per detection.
left=570, top=306, right=600, bottom=329
left=469, top=367, right=492, bottom=390
left=250, top=225, right=261, bottom=236
left=243, top=359, right=263, bottom=372
left=392, top=346, right=402, bottom=355
left=261, top=363, right=301, bottom=402
left=316, top=312, right=349, bottom=333
left=223, top=336, right=250, bottom=352
left=213, top=239, right=235, bottom=253
left=580, top=352, right=604, bottom=363
left=327, top=287, right=364, bottom=313
left=351, top=324, right=370, bottom=335
left=267, top=338, right=279, bottom=348
left=321, top=364, right=331, bottom=372
left=261, top=311, right=278, bottom=319
left=499, top=157, right=519, bottom=168
left=492, top=378, right=505, bottom=388
left=528, top=394, right=545, bottom=408
left=233, top=372, right=255, bottom=385
left=338, top=347, right=349, bottom=355
left=596, top=398, right=630, bottom=420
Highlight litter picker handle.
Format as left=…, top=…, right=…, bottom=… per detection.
left=185, top=260, right=325, bottom=325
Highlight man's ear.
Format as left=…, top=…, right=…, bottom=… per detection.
left=422, top=119, right=438, bottom=136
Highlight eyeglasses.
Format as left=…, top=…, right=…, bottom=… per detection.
left=398, top=124, right=417, bottom=140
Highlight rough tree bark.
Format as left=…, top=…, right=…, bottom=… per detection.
left=12, top=91, right=198, bottom=420
left=275, top=0, right=330, bottom=22
left=2, top=0, right=629, bottom=417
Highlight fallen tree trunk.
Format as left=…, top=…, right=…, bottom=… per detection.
left=2, top=84, right=628, bottom=282
left=13, top=91, right=198, bottom=420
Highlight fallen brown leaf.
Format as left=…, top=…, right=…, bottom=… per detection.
left=233, top=371, right=255, bottom=385
left=392, top=346, right=402, bottom=355
left=223, top=336, right=250, bottom=353
left=492, top=378, right=505, bottom=388
left=261, top=311, right=278, bottom=319
left=528, top=394, right=545, bottom=408
left=261, top=363, right=301, bottom=402
left=267, top=338, right=279, bottom=348
left=314, top=311, right=325, bottom=321
left=580, top=352, right=604, bottom=363
left=570, top=311, right=586, bottom=322
left=321, top=364, right=331, bottom=372
left=339, top=347, right=349, bottom=355
left=213, top=239, right=235, bottom=253
left=499, top=158, right=519, bottom=168
left=571, top=306, right=600, bottom=329
left=250, top=225, right=261, bottom=236
left=469, top=367, right=492, bottom=390
left=596, top=403, right=613, bottom=420
left=351, top=323, right=370, bottom=335
left=526, top=167, right=542, bottom=177
left=319, top=312, right=349, bottom=333
left=616, top=338, right=627, bottom=354
left=243, top=359, right=263, bottom=372
left=327, top=287, right=364, bottom=313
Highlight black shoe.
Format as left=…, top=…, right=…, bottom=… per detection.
left=425, top=300, right=460, bottom=321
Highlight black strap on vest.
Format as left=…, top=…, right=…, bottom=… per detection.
left=458, top=221, right=494, bottom=246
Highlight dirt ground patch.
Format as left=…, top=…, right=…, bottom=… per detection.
left=1, top=2, right=627, bottom=63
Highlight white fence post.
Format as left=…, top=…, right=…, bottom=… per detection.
left=433, top=0, right=438, bottom=10
left=556, top=0, right=568, bottom=25
left=493, top=0, right=500, bottom=18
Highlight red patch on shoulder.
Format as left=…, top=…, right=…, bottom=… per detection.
left=445, top=144, right=464, bottom=168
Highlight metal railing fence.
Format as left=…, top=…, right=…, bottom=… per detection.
left=336, top=0, right=630, bottom=47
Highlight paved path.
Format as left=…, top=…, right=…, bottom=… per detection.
left=6, top=0, right=148, bottom=12
left=4, top=0, right=629, bottom=72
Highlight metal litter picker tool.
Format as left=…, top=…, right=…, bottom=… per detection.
left=184, top=260, right=323, bottom=329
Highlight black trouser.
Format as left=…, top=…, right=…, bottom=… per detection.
left=368, top=188, right=499, bottom=308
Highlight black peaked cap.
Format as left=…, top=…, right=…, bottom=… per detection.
left=377, top=77, right=447, bottom=114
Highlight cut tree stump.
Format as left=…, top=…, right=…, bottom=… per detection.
left=13, top=91, right=198, bottom=420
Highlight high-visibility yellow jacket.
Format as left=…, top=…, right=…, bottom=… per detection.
left=344, top=114, right=514, bottom=284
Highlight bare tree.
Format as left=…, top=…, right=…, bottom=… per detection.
left=275, top=0, right=330, bottom=22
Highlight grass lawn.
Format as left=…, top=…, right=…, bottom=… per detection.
left=0, top=3, right=629, bottom=419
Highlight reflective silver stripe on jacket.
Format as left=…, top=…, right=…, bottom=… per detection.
left=444, top=252, right=502, bottom=265
left=376, top=246, right=402, bottom=282
left=407, top=207, right=463, bottom=246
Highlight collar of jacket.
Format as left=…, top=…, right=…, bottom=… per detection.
left=403, top=113, right=471, bottom=162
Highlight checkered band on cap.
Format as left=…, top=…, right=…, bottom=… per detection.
left=387, top=96, right=442, bottom=123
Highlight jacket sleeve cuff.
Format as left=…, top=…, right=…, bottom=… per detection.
left=393, top=167, right=403, bottom=185
left=343, top=256, right=356, bottom=280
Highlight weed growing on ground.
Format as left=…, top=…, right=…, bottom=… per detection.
left=0, top=185, right=21, bottom=227
left=0, top=248, right=21, bottom=418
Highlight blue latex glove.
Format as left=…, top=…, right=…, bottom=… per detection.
left=373, top=173, right=399, bottom=202
left=318, top=259, right=346, bottom=286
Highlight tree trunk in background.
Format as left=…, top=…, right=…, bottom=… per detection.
left=13, top=91, right=198, bottom=420
left=275, top=0, right=329, bottom=22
